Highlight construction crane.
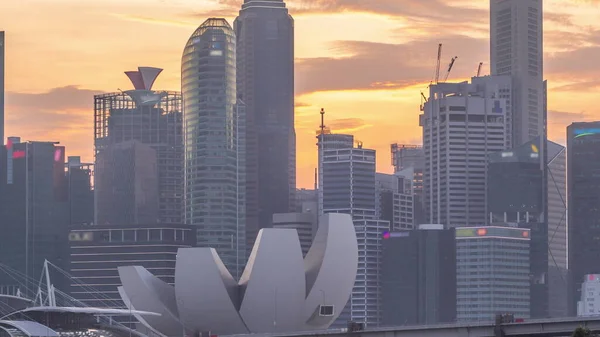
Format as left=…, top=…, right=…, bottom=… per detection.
left=419, top=91, right=428, bottom=112
left=443, top=56, right=458, bottom=83
left=476, top=62, right=483, bottom=77
left=433, top=43, right=443, bottom=85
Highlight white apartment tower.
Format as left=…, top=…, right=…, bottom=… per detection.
left=420, top=77, right=510, bottom=227
left=491, top=0, right=544, bottom=147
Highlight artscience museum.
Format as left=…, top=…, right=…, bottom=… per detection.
left=118, top=213, right=358, bottom=336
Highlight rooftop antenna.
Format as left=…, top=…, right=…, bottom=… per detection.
left=319, top=108, right=326, bottom=136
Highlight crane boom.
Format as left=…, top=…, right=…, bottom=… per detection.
left=443, top=56, right=458, bottom=82
left=434, top=43, right=442, bottom=84
left=477, top=62, right=483, bottom=77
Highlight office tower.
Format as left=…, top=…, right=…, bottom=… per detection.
left=0, top=138, right=69, bottom=296
left=381, top=225, right=456, bottom=326
left=456, top=226, right=531, bottom=322
left=487, top=138, right=547, bottom=318
left=296, top=188, right=318, bottom=222
left=577, top=274, right=600, bottom=317
left=320, top=135, right=376, bottom=220
left=420, top=77, right=510, bottom=227
left=352, top=219, right=389, bottom=328
left=317, top=133, right=386, bottom=327
left=66, top=156, right=94, bottom=226
left=376, top=172, right=414, bottom=230
left=567, top=122, right=600, bottom=315
left=182, top=18, right=246, bottom=278
left=235, top=0, right=296, bottom=250
left=546, top=141, right=567, bottom=318
left=390, top=144, right=424, bottom=225
left=490, top=0, right=544, bottom=147
left=94, top=67, right=183, bottom=224
left=70, top=224, right=195, bottom=308
left=272, top=213, right=316, bottom=257
left=95, top=140, right=159, bottom=225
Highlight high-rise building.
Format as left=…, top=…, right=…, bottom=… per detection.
left=490, top=0, right=544, bottom=147
left=320, top=135, right=376, bottom=220
left=182, top=18, right=246, bottom=278
left=95, top=140, right=159, bottom=225
left=567, top=122, right=600, bottom=315
left=547, top=141, right=567, bottom=318
left=317, top=133, right=386, bottom=327
left=235, top=0, right=296, bottom=250
left=487, top=138, right=547, bottom=318
left=0, top=138, right=69, bottom=296
left=66, top=156, right=94, bottom=226
left=390, top=144, right=424, bottom=225
left=577, top=274, right=600, bottom=317
left=420, top=77, right=510, bottom=227
left=375, top=171, right=414, bottom=230
left=456, top=226, right=531, bottom=322
left=94, top=67, right=183, bottom=224
left=381, top=225, right=456, bottom=326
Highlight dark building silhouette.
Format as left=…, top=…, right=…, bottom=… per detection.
left=95, top=140, right=158, bottom=225
left=567, top=122, right=600, bottom=315
left=94, top=67, right=183, bottom=225
left=66, top=156, right=93, bottom=226
left=0, top=138, right=69, bottom=296
left=487, top=138, right=547, bottom=318
left=381, top=226, right=456, bottom=326
left=235, top=0, right=296, bottom=250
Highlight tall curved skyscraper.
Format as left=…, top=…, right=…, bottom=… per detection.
left=235, top=0, right=296, bottom=251
left=182, top=18, right=246, bottom=278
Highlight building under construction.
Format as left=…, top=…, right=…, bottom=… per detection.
left=94, top=67, right=183, bottom=225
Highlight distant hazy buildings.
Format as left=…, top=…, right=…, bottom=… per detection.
left=568, top=122, right=600, bottom=315
left=0, top=138, right=69, bottom=296
left=95, top=140, right=159, bottom=225
left=94, top=67, right=183, bottom=225
left=578, top=274, right=600, bottom=317
left=456, top=226, right=531, bottom=322
left=182, top=18, right=246, bottom=278
left=490, top=0, right=544, bottom=146
left=65, top=156, right=94, bottom=226
left=235, top=0, right=296, bottom=249
left=420, top=77, right=509, bottom=227
left=70, top=224, right=195, bottom=307
left=376, top=172, right=415, bottom=230
left=382, top=225, right=456, bottom=326
left=390, top=144, right=424, bottom=225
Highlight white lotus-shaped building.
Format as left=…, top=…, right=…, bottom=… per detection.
left=118, top=213, right=358, bottom=336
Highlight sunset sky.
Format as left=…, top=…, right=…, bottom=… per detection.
left=1, top=0, right=599, bottom=188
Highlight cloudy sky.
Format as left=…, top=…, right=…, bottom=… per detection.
left=1, top=0, right=599, bottom=187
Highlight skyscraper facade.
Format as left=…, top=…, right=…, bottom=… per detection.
left=182, top=18, right=246, bottom=278
left=94, top=67, right=183, bottom=225
left=490, top=0, right=544, bottom=147
left=66, top=156, right=94, bottom=226
left=0, top=138, right=69, bottom=296
left=420, top=77, right=509, bottom=227
left=567, top=122, right=600, bottom=315
left=235, top=0, right=296, bottom=249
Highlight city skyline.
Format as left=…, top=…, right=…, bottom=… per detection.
left=0, top=0, right=598, bottom=188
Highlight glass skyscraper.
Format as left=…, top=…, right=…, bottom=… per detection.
left=235, top=0, right=296, bottom=251
left=182, top=18, right=246, bottom=278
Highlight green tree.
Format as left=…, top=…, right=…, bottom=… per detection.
left=573, top=326, right=596, bottom=337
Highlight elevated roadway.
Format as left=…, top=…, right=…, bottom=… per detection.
left=234, top=317, right=600, bottom=337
